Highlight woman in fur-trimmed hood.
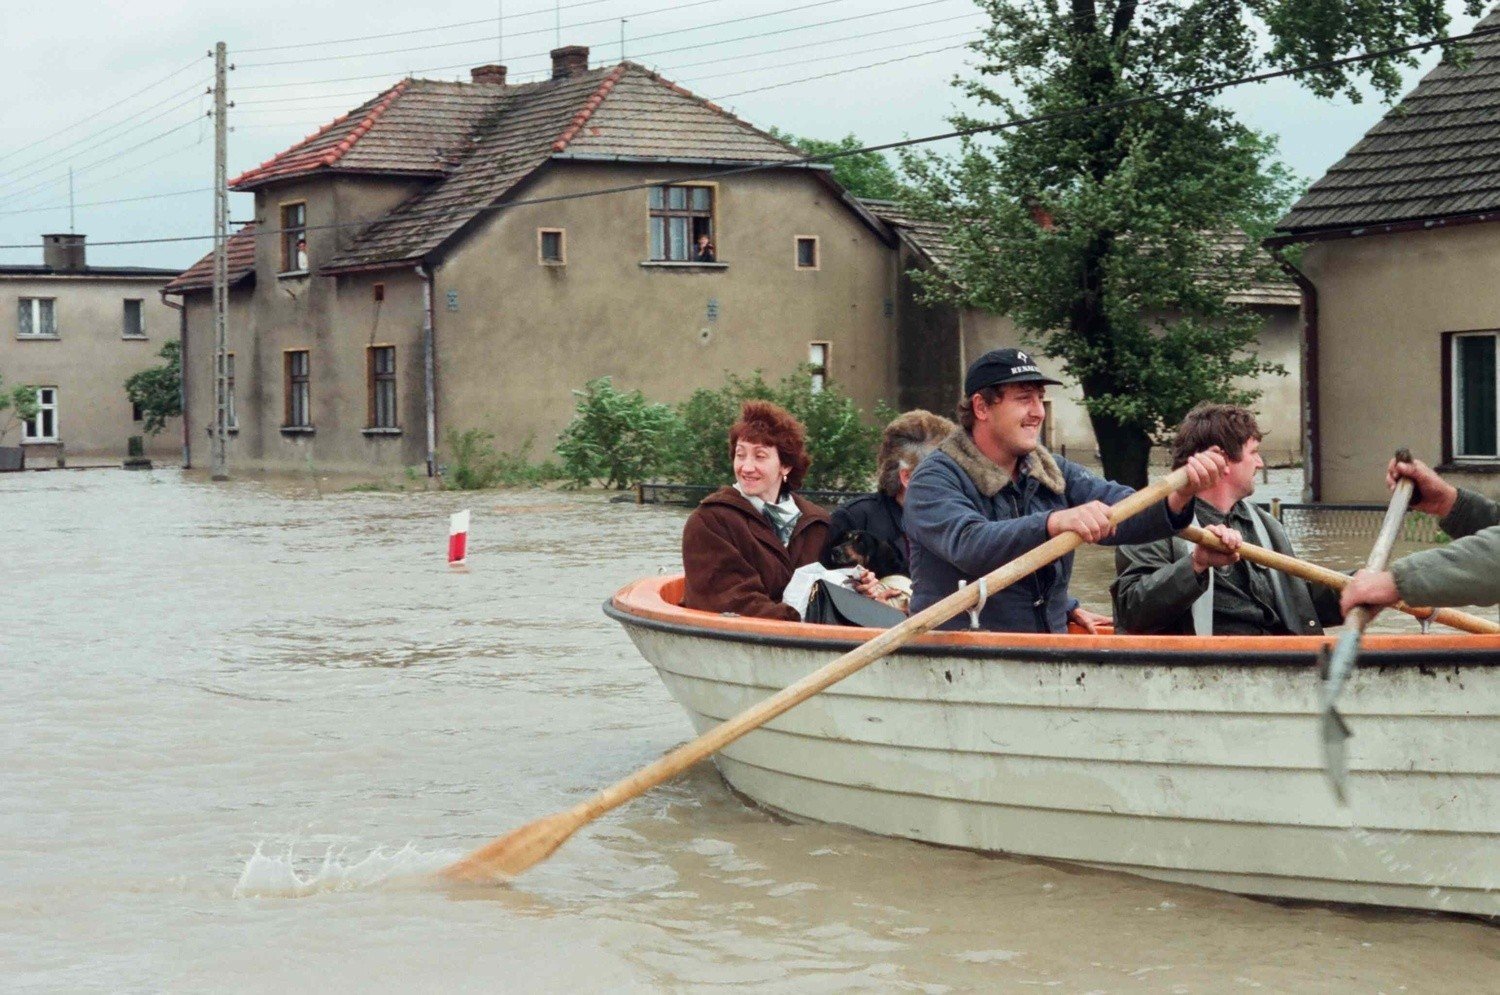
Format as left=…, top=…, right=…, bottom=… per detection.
left=681, top=401, right=830, bottom=621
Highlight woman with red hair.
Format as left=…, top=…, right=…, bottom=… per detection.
left=681, top=401, right=830, bottom=620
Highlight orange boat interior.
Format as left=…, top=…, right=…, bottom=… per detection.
left=611, top=575, right=1500, bottom=656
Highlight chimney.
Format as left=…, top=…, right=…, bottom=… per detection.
left=42, top=233, right=86, bottom=272
left=470, top=64, right=507, bottom=85
left=550, top=45, right=589, bottom=79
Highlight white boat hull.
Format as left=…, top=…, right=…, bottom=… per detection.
left=610, top=581, right=1500, bottom=917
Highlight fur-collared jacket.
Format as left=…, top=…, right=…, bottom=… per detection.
left=681, top=486, right=831, bottom=621
left=904, top=431, right=1192, bottom=632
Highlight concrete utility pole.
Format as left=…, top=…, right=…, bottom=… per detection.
left=211, top=41, right=229, bottom=481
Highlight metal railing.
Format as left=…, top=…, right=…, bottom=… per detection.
left=1255, top=500, right=1447, bottom=544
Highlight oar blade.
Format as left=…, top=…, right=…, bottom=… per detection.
left=1317, top=639, right=1358, bottom=804
left=438, top=808, right=586, bottom=884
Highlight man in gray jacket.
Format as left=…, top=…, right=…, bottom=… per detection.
left=1341, top=457, right=1500, bottom=611
left=1112, top=403, right=1343, bottom=636
left=904, top=348, right=1227, bottom=633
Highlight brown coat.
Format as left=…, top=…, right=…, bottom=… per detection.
left=681, top=487, right=831, bottom=621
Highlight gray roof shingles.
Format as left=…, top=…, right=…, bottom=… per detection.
left=1277, top=8, right=1500, bottom=234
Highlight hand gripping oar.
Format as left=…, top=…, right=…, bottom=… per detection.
left=1178, top=526, right=1498, bottom=635
left=438, top=466, right=1195, bottom=883
left=1318, top=448, right=1416, bottom=804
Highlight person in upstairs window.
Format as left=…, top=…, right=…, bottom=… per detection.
left=681, top=400, right=830, bottom=621
left=693, top=233, right=716, bottom=263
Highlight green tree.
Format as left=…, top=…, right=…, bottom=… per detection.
left=556, top=376, right=683, bottom=489
left=768, top=128, right=906, bottom=200
left=901, top=0, right=1480, bottom=486
left=0, top=373, right=39, bottom=445
left=124, top=340, right=182, bottom=436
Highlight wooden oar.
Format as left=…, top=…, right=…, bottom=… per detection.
left=1318, top=448, right=1416, bottom=804
left=438, top=466, right=1195, bottom=883
left=1179, top=525, right=1498, bottom=635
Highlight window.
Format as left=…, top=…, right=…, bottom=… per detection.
left=538, top=228, right=565, bottom=265
left=122, top=299, right=145, bottom=338
left=18, top=297, right=56, bottom=338
left=280, top=202, right=308, bottom=273
left=23, top=387, right=58, bottom=442
left=649, top=184, right=713, bottom=261
left=132, top=401, right=144, bottom=422
left=284, top=350, right=311, bottom=427
left=795, top=236, right=820, bottom=270
left=1450, top=331, right=1498, bottom=461
left=808, top=341, right=830, bottom=394
left=368, top=346, right=397, bottom=429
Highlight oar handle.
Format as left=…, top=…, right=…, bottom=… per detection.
left=1346, top=448, right=1417, bottom=635
left=1179, top=525, right=1498, bottom=635
left=574, top=466, right=1192, bottom=823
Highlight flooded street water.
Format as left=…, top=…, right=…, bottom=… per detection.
left=2, top=468, right=1494, bottom=993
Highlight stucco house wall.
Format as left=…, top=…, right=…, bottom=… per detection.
left=432, top=162, right=898, bottom=455
left=1300, top=223, right=1500, bottom=502
left=2, top=272, right=180, bottom=460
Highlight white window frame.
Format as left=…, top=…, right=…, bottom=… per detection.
left=122, top=298, right=146, bottom=339
left=22, top=386, right=58, bottom=443
left=1451, top=330, right=1499, bottom=463
left=18, top=297, right=57, bottom=338
left=224, top=352, right=238, bottom=430
left=808, top=340, right=831, bottom=394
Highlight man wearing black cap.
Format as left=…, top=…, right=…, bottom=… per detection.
left=903, top=348, right=1228, bottom=633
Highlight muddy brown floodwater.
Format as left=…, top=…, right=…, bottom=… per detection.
left=1, top=468, right=1494, bottom=993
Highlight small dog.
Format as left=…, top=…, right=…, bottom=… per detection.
left=825, top=530, right=905, bottom=580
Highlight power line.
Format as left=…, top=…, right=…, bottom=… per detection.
left=0, top=117, right=205, bottom=204
left=709, top=41, right=969, bottom=99
left=236, top=0, right=618, bottom=54
left=238, top=0, right=736, bottom=69
left=0, top=55, right=208, bottom=167
left=0, top=83, right=210, bottom=188
left=0, top=187, right=210, bottom=216
left=6, top=21, right=1493, bottom=251
left=233, top=25, right=981, bottom=119
left=235, top=0, right=958, bottom=90
left=679, top=30, right=977, bottom=86
left=234, top=10, right=983, bottom=106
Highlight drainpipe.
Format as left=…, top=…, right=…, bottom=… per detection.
left=1270, top=246, right=1319, bottom=503
left=416, top=264, right=438, bottom=477
left=161, top=291, right=188, bottom=468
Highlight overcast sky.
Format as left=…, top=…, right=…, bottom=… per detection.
left=0, top=0, right=1487, bottom=270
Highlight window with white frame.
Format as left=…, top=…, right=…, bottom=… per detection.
left=122, top=299, right=146, bottom=338
left=808, top=341, right=830, bottom=393
left=23, top=387, right=58, bottom=442
left=18, top=297, right=56, bottom=338
left=220, top=352, right=238, bottom=430
left=1451, top=331, right=1498, bottom=461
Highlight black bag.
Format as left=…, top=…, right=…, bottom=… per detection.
left=803, top=580, right=906, bottom=629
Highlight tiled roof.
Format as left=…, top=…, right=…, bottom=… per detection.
left=1277, top=8, right=1500, bottom=234
left=864, top=201, right=1297, bottom=307
left=321, top=62, right=802, bottom=272
left=229, top=79, right=510, bottom=190
left=162, top=224, right=257, bottom=294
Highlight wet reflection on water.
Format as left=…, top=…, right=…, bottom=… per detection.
left=0, top=468, right=1493, bottom=993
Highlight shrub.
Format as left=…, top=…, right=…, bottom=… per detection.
left=124, top=341, right=182, bottom=436
left=555, top=377, right=682, bottom=489
left=666, top=366, right=891, bottom=491
left=444, top=429, right=562, bottom=490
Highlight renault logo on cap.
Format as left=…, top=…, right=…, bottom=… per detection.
left=1017, top=351, right=1029, bottom=363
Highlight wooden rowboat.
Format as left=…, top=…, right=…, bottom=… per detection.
left=607, top=576, right=1500, bottom=917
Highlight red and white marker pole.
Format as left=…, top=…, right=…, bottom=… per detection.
left=448, top=509, right=470, bottom=566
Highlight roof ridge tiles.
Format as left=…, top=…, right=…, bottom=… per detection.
left=551, top=64, right=629, bottom=153
left=318, top=78, right=411, bottom=168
